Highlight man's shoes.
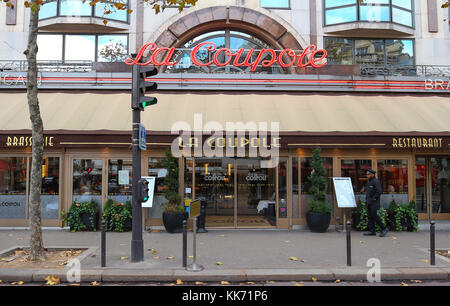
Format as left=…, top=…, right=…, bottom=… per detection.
left=363, top=232, right=376, bottom=236
left=379, top=229, right=389, bottom=237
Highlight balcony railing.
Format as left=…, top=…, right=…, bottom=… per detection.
left=0, top=60, right=93, bottom=73
left=360, top=65, right=450, bottom=78
left=1, top=60, right=450, bottom=79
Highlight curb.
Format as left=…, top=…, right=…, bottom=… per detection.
left=0, top=267, right=449, bottom=283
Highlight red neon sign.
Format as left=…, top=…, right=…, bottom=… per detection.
left=125, top=43, right=327, bottom=71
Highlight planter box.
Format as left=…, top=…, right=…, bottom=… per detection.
left=163, top=212, right=188, bottom=234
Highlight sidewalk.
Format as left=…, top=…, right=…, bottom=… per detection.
left=0, top=226, right=449, bottom=283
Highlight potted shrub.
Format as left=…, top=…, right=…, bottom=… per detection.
left=67, top=200, right=99, bottom=231
left=386, top=199, right=403, bottom=232
left=161, top=149, right=187, bottom=233
left=306, top=148, right=332, bottom=233
left=352, top=199, right=368, bottom=231
left=103, top=199, right=132, bottom=232
left=399, top=201, right=419, bottom=232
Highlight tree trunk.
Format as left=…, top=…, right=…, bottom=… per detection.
left=25, top=1, right=45, bottom=260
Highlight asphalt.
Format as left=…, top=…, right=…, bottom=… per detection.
left=0, top=221, right=449, bottom=283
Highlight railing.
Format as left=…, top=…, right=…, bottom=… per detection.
left=2, top=60, right=450, bottom=78
left=0, top=60, right=93, bottom=72
left=360, top=65, right=450, bottom=78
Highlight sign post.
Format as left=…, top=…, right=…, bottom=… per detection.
left=186, top=199, right=204, bottom=272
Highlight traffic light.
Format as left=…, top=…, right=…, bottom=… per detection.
left=138, top=178, right=150, bottom=203
left=132, top=65, right=158, bottom=111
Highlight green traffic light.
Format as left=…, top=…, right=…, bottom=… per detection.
left=144, top=197, right=149, bottom=201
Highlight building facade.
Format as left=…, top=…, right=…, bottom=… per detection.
left=0, top=0, right=449, bottom=229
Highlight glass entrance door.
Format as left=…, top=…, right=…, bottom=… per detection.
left=416, top=156, right=450, bottom=219
left=236, top=158, right=276, bottom=227
left=195, top=157, right=234, bottom=227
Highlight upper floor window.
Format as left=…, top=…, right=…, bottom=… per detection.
left=260, top=0, right=290, bottom=9
left=39, top=0, right=129, bottom=23
left=324, top=0, right=413, bottom=28
left=37, top=33, right=128, bottom=62
left=324, top=37, right=415, bottom=66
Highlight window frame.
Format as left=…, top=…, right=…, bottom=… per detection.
left=37, top=32, right=129, bottom=63
left=38, top=0, right=130, bottom=24
left=323, top=0, right=415, bottom=29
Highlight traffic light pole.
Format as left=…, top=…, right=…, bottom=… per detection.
left=131, top=64, right=144, bottom=263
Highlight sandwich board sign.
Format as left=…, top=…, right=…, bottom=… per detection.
left=189, top=199, right=201, bottom=218
left=332, top=177, right=357, bottom=208
left=141, top=176, right=156, bottom=208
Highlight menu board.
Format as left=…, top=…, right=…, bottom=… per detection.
left=332, top=177, right=357, bottom=208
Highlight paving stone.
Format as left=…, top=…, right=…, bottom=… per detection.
left=0, top=269, right=33, bottom=282
left=331, top=268, right=369, bottom=281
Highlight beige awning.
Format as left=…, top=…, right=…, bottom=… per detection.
left=0, top=92, right=449, bottom=133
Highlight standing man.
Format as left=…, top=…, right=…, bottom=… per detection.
left=364, top=170, right=388, bottom=237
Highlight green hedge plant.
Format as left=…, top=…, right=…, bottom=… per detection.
left=103, top=199, right=132, bottom=232
left=67, top=200, right=99, bottom=232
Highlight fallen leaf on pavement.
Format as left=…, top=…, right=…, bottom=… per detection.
left=218, top=234, right=226, bottom=237
left=69, top=283, right=80, bottom=286
left=267, top=281, right=275, bottom=284
left=45, top=275, right=60, bottom=286
left=220, top=281, right=230, bottom=285
left=401, top=282, right=409, bottom=286
left=195, top=281, right=205, bottom=285
left=150, top=230, right=159, bottom=233
left=300, top=259, right=307, bottom=263
left=188, top=256, right=194, bottom=259
left=167, top=256, right=175, bottom=260
left=289, top=257, right=298, bottom=261
left=421, top=259, right=430, bottom=263
left=391, top=237, right=398, bottom=240
left=216, top=261, right=223, bottom=266
left=284, top=240, right=290, bottom=243
left=247, top=282, right=255, bottom=285
left=335, top=280, right=341, bottom=283
left=311, top=277, right=317, bottom=282
left=91, top=281, right=100, bottom=286
left=153, top=256, right=160, bottom=259
left=176, top=279, right=183, bottom=285
left=360, top=241, right=365, bottom=244
left=12, top=281, right=24, bottom=285
left=120, top=256, right=128, bottom=260
left=294, top=283, right=304, bottom=286
left=412, top=280, right=422, bottom=283
left=152, top=250, right=158, bottom=255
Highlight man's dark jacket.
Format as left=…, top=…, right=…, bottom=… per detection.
left=365, top=176, right=382, bottom=207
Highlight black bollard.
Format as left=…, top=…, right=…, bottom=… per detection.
left=182, top=220, right=187, bottom=268
left=101, top=219, right=106, bottom=267
left=346, top=221, right=351, bottom=267
left=430, top=221, right=435, bottom=266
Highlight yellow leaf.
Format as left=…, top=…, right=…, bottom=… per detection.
left=294, top=283, right=304, bottom=286
left=153, top=256, right=160, bottom=259
left=120, top=256, right=128, bottom=260
left=45, top=275, right=60, bottom=286
left=150, top=230, right=159, bottom=233
left=127, top=9, right=133, bottom=14
left=12, top=281, right=24, bottom=285
left=188, top=255, right=194, bottom=259
left=216, top=261, right=223, bottom=266
left=195, top=281, right=205, bottom=285
left=311, top=277, right=317, bottom=282
left=151, top=250, right=158, bottom=255
left=289, top=257, right=298, bottom=261
left=176, top=279, right=183, bottom=285
left=167, top=256, right=175, bottom=260
left=421, top=259, right=430, bottom=263
left=91, top=281, right=100, bottom=286
left=220, top=281, right=229, bottom=285
left=335, top=280, right=341, bottom=283
left=300, top=259, right=307, bottom=263
left=69, top=283, right=80, bottom=286
left=401, top=282, right=409, bottom=286
left=412, top=280, right=422, bottom=283
left=247, top=282, right=255, bottom=285
left=103, top=19, right=108, bottom=25
left=284, top=240, right=290, bottom=243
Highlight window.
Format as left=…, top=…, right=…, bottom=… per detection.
left=340, top=159, right=372, bottom=203
left=324, top=0, right=414, bottom=27
left=37, top=34, right=128, bottom=62
left=324, top=37, right=414, bottom=67
left=39, top=0, right=129, bottom=22
left=148, top=157, right=171, bottom=220
left=260, top=0, right=290, bottom=9
left=377, top=160, right=408, bottom=208
left=108, top=160, right=132, bottom=204
left=165, top=30, right=285, bottom=74
left=72, top=159, right=102, bottom=210
left=0, top=157, right=27, bottom=219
